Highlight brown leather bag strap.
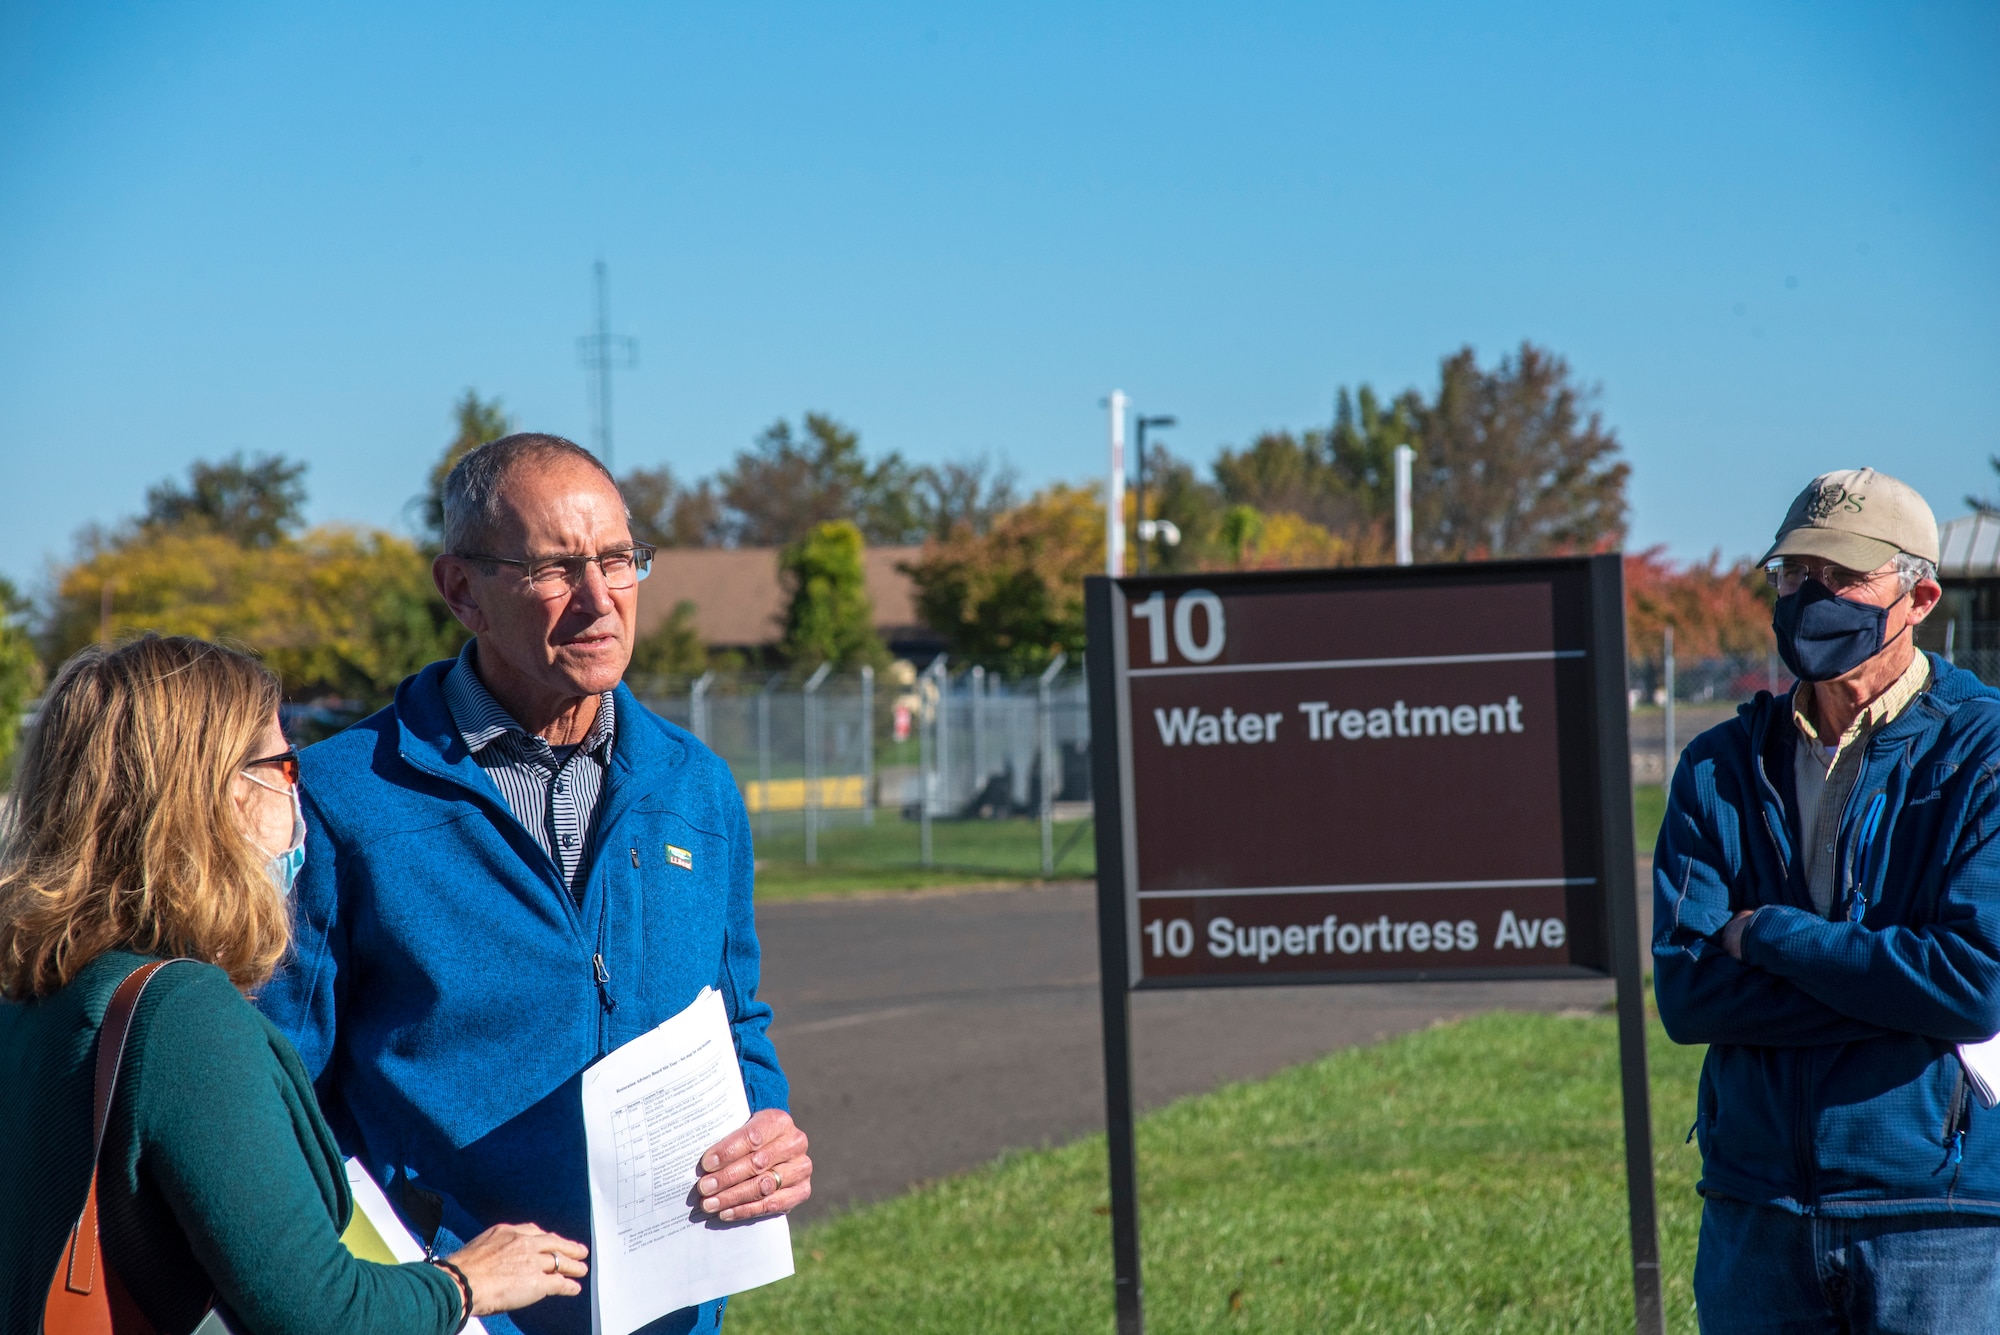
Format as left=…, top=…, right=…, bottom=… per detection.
left=89, top=962, right=179, bottom=1167
left=45, top=958, right=194, bottom=1335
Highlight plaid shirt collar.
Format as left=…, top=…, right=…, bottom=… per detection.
left=1790, top=648, right=1930, bottom=764
left=444, top=639, right=616, bottom=762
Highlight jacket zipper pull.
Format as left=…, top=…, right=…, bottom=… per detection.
left=592, top=953, right=616, bottom=1013
left=1842, top=794, right=1888, bottom=922
left=1951, top=1130, right=1966, bottom=1167
left=1685, top=1119, right=1701, bottom=1145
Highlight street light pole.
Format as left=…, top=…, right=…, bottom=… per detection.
left=1133, top=415, right=1176, bottom=575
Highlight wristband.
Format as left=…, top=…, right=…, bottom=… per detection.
left=429, top=1257, right=473, bottom=1334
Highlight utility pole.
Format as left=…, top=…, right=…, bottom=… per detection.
left=576, top=260, right=638, bottom=474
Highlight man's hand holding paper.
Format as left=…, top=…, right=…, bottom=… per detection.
left=696, top=1109, right=813, bottom=1223
left=581, top=988, right=795, bottom=1335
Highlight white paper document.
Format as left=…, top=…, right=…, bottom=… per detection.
left=1959, top=1037, right=2000, bottom=1110
left=581, top=988, right=794, bottom=1335
left=341, top=1158, right=492, bottom=1335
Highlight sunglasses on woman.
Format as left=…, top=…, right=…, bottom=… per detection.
left=243, top=746, right=301, bottom=788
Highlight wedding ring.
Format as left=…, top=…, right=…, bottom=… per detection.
left=547, top=1252, right=561, bottom=1274
left=771, top=1168, right=783, bottom=1190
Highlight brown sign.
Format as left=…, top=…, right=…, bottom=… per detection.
left=1083, top=557, right=1662, bottom=1335
left=1096, top=559, right=1625, bottom=986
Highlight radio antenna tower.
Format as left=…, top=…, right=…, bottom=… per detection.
left=576, top=259, right=638, bottom=473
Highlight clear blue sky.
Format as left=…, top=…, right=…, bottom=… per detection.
left=2, top=1, right=1994, bottom=592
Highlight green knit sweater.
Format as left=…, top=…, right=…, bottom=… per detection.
left=0, top=951, right=461, bottom=1335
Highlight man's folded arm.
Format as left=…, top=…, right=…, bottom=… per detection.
left=1653, top=763, right=1893, bottom=1047
left=1739, top=784, right=2000, bottom=1042
left=1655, top=939, right=1897, bottom=1045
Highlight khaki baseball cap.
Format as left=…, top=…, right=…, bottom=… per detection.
left=1760, top=467, right=1940, bottom=571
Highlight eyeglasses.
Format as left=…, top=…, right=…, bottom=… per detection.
left=458, top=545, right=657, bottom=599
left=242, top=746, right=300, bottom=788
left=1763, top=558, right=1893, bottom=597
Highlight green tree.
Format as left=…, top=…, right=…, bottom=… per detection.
left=910, top=456, right=1019, bottom=539
left=1207, top=387, right=1417, bottom=540
left=779, top=521, right=886, bottom=670
left=719, top=414, right=927, bottom=547
left=1141, top=445, right=1226, bottom=571
left=142, top=453, right=308, bottom=548
left=904, top=484, right=1102, bottom=675
left=417, top=390, right=512, bottom=547
left=0, top=577, right=45, bottom=777
left=47, top=526, right=461, bottom=701
left=1324, top=385, right=1422, bottom=518
left=626, top=600, right=708, bottom=681
left=1410, top=343, right=1628, bottom=559
left=620, top=466, right=723, bottom=547
left=1217, top=504, right=1266, bottom=563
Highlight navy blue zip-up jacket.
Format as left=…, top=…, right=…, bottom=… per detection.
left=1654, top=654, right=2000, bottom=1216
left=257, top=661, right=788, bottom=1335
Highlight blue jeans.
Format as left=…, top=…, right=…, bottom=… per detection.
left=1696, top=1195, right=2000, bottom=1333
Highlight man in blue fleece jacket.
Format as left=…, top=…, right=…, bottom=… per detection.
left=259, top=434, right=812, bottom=1335
left=1654, top=467, right=2000, bottom=1331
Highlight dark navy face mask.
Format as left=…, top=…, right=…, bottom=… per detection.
left=1772, top=579, right=1907, bottom=683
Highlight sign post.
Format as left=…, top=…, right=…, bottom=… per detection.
left=1084, top=555, right=1662, bottom=1335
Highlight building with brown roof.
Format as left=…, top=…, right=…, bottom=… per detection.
left=634, top=545, right=940, bottom=655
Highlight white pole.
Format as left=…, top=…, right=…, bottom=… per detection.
left=920, top=655, right=948, bottom=867
left=690, top=670, right=713, bottom=745
left=756, top=674, right=778, bottom=842
left=1394, top=444, right=1415, bottom=566
left=1107, top=390, right=1128, bottom=577
left=1663, top=626, right=1676, bottom=787
left=803, top=662, right=832, bottom=865
left=1039, top=651, right=1068, bottom=876
left=860, top=664, right=875, bottom=827
left=970, top=665, right=987, bottom=804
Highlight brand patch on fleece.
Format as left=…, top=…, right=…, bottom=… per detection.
left=666, top=844, right=694, bottom=871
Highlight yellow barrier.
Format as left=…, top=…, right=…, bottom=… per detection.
left=743, top=775, right=869, bottom=813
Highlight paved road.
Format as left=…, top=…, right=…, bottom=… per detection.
left=757, top=881, right=1631, bottom=1223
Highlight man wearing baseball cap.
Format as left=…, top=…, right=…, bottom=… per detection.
left=1654, top=468, right=2000, bottom=1330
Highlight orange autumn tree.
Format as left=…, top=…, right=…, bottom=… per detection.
left=1624, top=546, right=1773, bottom=667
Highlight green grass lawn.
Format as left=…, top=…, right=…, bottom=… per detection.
left=753, top=817, right=1096, bottom=900
left=728, top=1008, right=1707, bottom=1334
left=1634, top=783, right=1666, bottom=858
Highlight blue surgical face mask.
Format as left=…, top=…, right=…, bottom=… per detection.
left=244, top=771, right=307, bottom=894
left=1772, top=579, right=1908, bottom=683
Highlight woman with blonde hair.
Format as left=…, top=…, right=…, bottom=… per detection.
left=0, top=634, right=587, bottom=1334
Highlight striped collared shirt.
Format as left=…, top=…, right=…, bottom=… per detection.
left=443, top=640, right=616, bottom=901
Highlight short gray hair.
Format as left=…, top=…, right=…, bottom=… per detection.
left=1891, top=551, right=1938, bottom=593
left=442, top=433, right=620, bottom=555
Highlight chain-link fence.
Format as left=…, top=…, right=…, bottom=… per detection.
left=632, top=661, right=1094, bottom=880
left=1629, top=627, right=2000, bottom=787
left=1628, top=645, right=1789, bottom=786
left=1920, top=619, right=2000, bottom=691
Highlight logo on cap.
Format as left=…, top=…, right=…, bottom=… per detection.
left=1805, top=480, right=1865, bottom=522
